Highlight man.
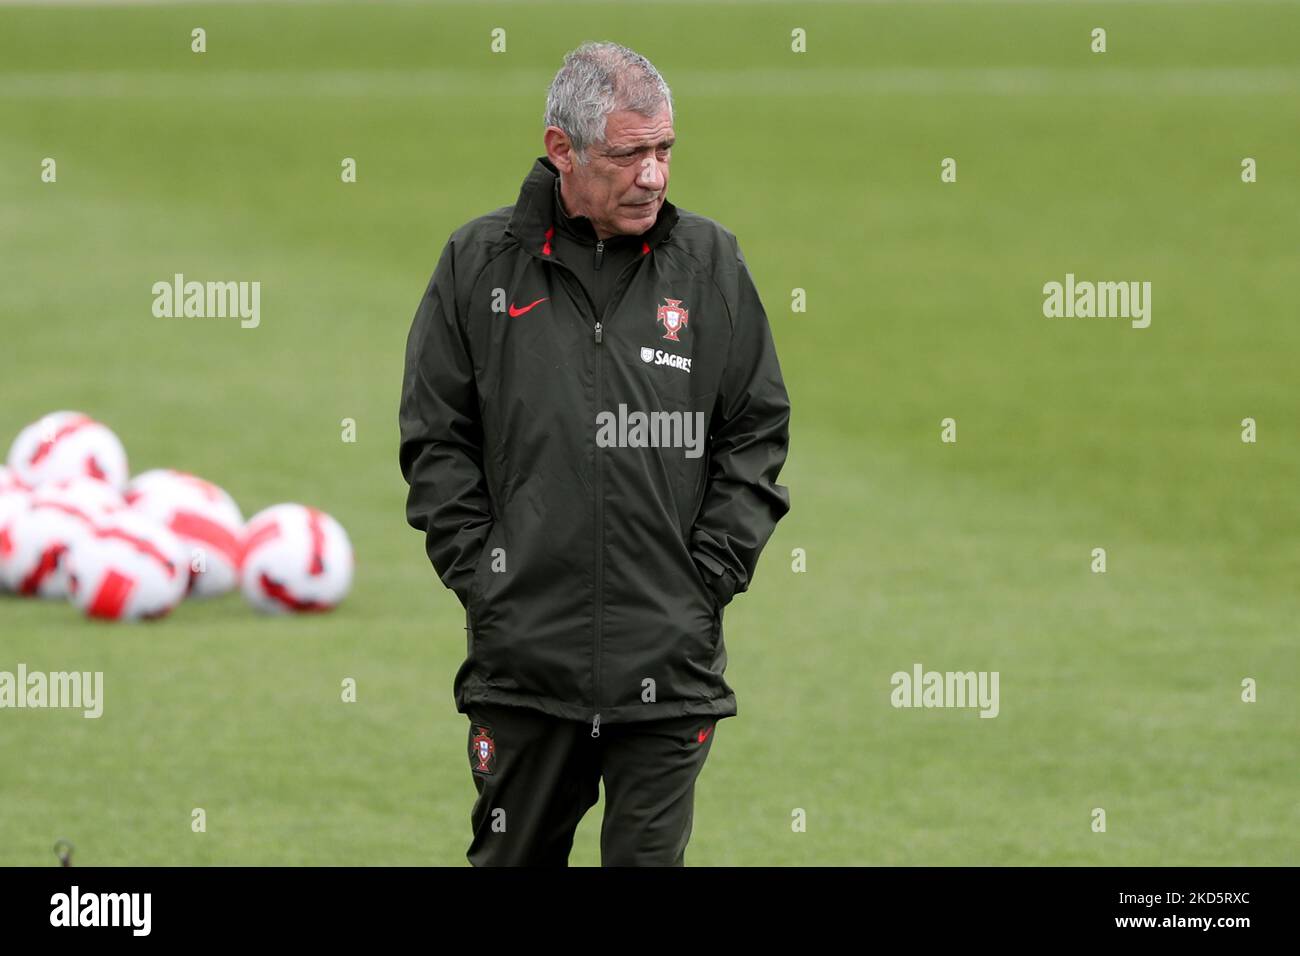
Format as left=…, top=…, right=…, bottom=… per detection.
left=398, top=42, right=790, bottom=866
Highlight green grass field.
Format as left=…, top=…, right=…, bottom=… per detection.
left=1, top=0, right=1296, bottom=866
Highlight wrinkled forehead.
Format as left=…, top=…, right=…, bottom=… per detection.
left=602, top=107, right=674, bottom=149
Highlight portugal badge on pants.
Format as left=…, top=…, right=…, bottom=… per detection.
left=470, top=724, right=496, bottom=774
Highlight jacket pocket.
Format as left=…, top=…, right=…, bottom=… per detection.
left=665, top=390, right=713, bottom=529
left=689, top=551, right=721, bottom=615
left=467, top=522, right=499, bottom=617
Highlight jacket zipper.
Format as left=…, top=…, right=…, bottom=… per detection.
left=592, top=306, right=604, bottom=738
left=534, top=244, right=647, bottom=738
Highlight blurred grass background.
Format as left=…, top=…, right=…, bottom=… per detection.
left=0, top=0, right=1296, bottom=865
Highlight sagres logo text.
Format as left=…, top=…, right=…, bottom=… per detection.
left=890, top=663, right=999, bottom=718
left=640, top=347, right=691, bottom=374
left=596, top=404, right=706, bottom=459
left=152, top=273, right=260, bottom=328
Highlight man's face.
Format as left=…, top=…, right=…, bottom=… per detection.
left=549, top=106, right=674, bottom=240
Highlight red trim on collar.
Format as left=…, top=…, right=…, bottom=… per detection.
left=641, top=242, right=650, bottom=255
left=542, top=226, right=554, bottom=256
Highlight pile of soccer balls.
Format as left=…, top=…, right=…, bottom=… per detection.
left=0, top=411, right=353, bottom=622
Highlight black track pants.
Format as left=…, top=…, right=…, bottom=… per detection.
left=464, top=702, right=720, bottom=866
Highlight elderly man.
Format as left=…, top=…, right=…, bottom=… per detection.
left=399, top=41, right=790, bottom=866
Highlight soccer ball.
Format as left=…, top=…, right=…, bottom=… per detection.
left=0, top=465, right=29, bottom=494
left=0, top=478, right=124, bottom=598
left=240, top=504, right=353, bottom=614
left=66, top=510, right=188, bottom=621
left=7, top=411, right=129, bottom=490
left=126, top=469, right=245, bottom=598
left=0, top=485, right=32, bottom=592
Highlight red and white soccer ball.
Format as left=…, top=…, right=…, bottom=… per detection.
left=0, top=484, right=32, bottom=593
left=240, top=504, right=353, bottom=614
left=6, top=411, right=129, bottom=490
left=0, top=465, right=29, bottom=495
left=65, top=510, right=188, bottom=621
left=126, top=469, right=245, bottom=598
left=0, top=478, right=124, bottom=598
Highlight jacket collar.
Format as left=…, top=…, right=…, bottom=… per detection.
left=554, top=177, right=605, bottom=242
left=507, top=155, right=678, bottom=258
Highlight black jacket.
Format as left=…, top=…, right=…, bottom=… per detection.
left=399, top=156, right=791, bottom=730
left=548, top=175, right=647, bottom=318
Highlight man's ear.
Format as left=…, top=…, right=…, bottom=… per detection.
left=544, top=126, right=578, bottom=174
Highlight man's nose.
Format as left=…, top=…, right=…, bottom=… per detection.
left=637, top=156, right=666, bottom=192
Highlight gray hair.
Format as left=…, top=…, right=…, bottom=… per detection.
left=543, top=42, right=673, bottom=164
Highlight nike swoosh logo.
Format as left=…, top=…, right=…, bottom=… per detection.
left=697, top=725, right=714, bottom=743
left=508, top=297, right=549, bottom=317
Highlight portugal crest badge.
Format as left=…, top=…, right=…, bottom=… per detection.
left=657, top=297, right=689, bottom=342
left=470, top=724, right=496, bottom=774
